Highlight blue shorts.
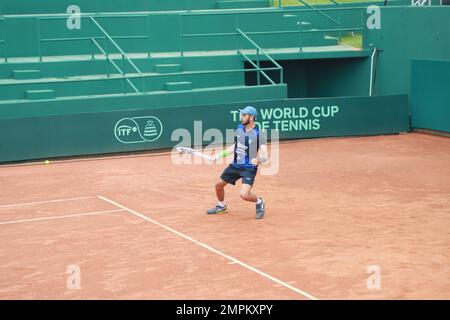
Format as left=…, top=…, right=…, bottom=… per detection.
left=220, top=164, right=258, bottom=186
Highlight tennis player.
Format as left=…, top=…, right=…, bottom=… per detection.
left=207, top=106, right=268, bottom=219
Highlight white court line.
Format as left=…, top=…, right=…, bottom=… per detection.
left=0, top=196, right=96, bottom=209
left=0, top=209, right=124, bottom=226
left=98, top=195, right=318, bottom=300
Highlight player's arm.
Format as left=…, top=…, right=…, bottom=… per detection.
left=251, top=144, right=269, bottom=166
left=213, top=144, right=235, bottom=162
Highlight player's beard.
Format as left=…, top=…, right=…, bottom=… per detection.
left=241, top=119, right=250, bottom=125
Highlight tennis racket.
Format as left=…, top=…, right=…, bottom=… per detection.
left=176, top=147, right=215, bottom=162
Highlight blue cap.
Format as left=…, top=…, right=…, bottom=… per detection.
left=239, top=106, right=258, bottom=117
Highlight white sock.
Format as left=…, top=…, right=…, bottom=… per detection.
left=218, top=201, right=226, bottom=208
left=256, top=198, right=262, bottom=205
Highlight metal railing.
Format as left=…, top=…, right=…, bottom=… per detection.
left=0, top=17, right=5, bottom=62
left=180, top=7, right=367, bottom=54
left=37, top=15, right=147, bottom=93
left=2, top=6, right=367, bottom=63
left=369, top=46, right=379, bottom=96
left=180, top=25, right=283, bottom=85
left=271, top=0, right=341, bottom=21
left=270, top=0, right=343, bottom=39
left=291, top=0, right=340, bottom=25
left=89, top=16, right=142, bottom=93
left=237, top=28, right=283, bottom=85
left=90, top=38, right=140, bottom=94
left=37, top=14, right=151, bottom=59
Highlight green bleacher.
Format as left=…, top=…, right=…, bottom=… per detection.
left=0, top=0, right=372, bottom=105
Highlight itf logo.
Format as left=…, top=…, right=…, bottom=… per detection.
left=114, top=116, right=163, bottom=144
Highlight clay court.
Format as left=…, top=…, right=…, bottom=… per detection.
left=0, top=132, right=449, bottom=300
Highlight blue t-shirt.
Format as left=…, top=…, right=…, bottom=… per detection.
left=232, top=124, right=266, bottom=169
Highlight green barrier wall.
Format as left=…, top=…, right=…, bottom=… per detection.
left=411, top=60, right=450, bottom=133
left=367, top=7, right=450, bottom=98
left=0, top=95, right=409, bottom=163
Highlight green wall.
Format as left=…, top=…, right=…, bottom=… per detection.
left=368, top=7, right=450, bottom=98
left=307, top=58, right=370, bottom=97
left=0, top=94, right=409, bottom=163
left=411, top=59, right=450, bottom=133
left=247, top=58, right=370, bottom=98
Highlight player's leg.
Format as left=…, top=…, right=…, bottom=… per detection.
left=240, top=169, right=266, bottom=219
left=207, top=179, right=229, bottom=214
left=207, top=166, right=239, bottom=215
left=239, top=183, right=258, bottom=202
left=215, top=179, right=228, bottom=203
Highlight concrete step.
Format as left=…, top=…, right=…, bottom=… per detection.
left=12, top=70, right=41, bottom=80
left=164, top=81, right=193, bottom=91
left=26, top=89, right=55, bottom=100
left=154, top=64, right=183, bottom=74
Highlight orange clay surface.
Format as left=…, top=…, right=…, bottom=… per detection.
left=0, top=132, right=449, bottom=299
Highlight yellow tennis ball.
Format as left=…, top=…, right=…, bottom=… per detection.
left=44, top=160, right=50, bottom=165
